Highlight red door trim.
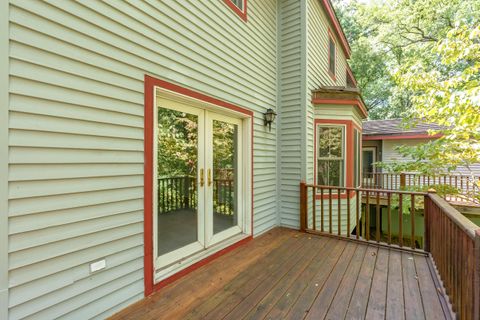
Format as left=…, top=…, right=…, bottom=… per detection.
left=144, top=75, right=254, bottom=296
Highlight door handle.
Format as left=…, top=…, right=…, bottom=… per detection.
left=200, top=169, right=204, bottom=187
left=207, top=169, right=212, bottom=187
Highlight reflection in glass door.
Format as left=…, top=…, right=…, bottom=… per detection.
left=154, top=100, right=244, bottom=271
left=206, top=113, right=243, bottom=246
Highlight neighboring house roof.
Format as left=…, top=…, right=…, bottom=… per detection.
left=362, top=119, right=443, bottom=140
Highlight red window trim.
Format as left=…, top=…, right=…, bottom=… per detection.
left=144, top=74, right=254, bottom=297
left=327, top=30, right=336, bottom=82
left=346, top=66, right=357, bottom=87
left=223, top=0, right=247, bottom=22
left=314, top=119, right=362, bottom=199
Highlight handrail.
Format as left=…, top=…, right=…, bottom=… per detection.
left=425, top=193, right=480, bottom=319
left=300, top=183, right=424, bottom=249
left=362, top=172, right=480, bottom=205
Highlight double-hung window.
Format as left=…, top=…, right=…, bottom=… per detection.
left=317, top=125, right=345, bottom=187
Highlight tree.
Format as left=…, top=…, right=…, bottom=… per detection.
left=333, top=0, right=480, bottom=120
left=385, top=24, right=480, bottom=175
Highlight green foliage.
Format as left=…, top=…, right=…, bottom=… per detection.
left=389, top=24, right=480, bottom=174
left=157, top=108, right=198, bottom=178
left=390, top=184, right=460, bottom=213
left=333, top=0, right=480, bottom=120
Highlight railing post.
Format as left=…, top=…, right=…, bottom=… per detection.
left=400, top=172, right=406, bottom=189
left=474, top=229, right=480, bottom=320
left=424, top=189, right=436, bottom=252
left=184, top=176, right=190, bottom=209
left=300, top=182, right=307, bottom=232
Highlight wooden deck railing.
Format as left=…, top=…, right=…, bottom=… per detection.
left=425, top=194, right=480, bottom=320
left=363, top=172, right=480, bottom=205
left=300, top=182, right=480, bottom=319
left=158, top=176, right=234, bottom=215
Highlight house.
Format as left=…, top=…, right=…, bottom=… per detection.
left=0, top=0, right=372, bottom=318
left=362, top=118, right=480, bottom=176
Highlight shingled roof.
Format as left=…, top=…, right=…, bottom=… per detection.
left=362, top=119, right=444, bottom=137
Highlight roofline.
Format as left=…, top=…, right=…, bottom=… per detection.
left=362, top=133, right=442, bottom=141
left=320, top=0, right=351, bottom=59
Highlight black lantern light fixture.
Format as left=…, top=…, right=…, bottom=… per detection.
left=263, top=108, right=277, bottom=132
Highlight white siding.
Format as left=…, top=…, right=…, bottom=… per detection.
left=382, top=139, right=431, bottom=164
left=7, top=0, right=278, bottom=318
left=278, top=0, right=304, bottom=228
left=383, top=139, right=480, bottom=175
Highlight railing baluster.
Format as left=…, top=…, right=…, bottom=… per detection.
left=347, top=190, right=351, bottom=237
left=365, top=190, right=370, bottom=241
left=355, top=190, right=360, bottom=239
left=338, top=188, right=341, bottom=236
left=321, top=188, right=324, bottom=232
left=312, top=186, right=316, bottom=231
left=410, top=194, right=415, bottom=249
left=387, top=192, right=392, bottom=245
left=329, top=188, right=332, bottom=234
left=376, top=191, right=380, bottom=243
left=399, top=193, right=403, bottom=247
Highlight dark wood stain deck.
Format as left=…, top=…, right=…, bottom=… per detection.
left=109, top=228, right=453, bottom=320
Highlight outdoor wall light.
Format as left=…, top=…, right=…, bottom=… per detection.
left=263, top=108, right=277, bottom=132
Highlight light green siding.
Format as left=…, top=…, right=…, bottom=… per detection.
left=7, top=0, right=278, bottom=318
left=278, top=0, right=305, bottom=228
left=306, top=0, right=350, bottom=194
left=1, top=1, right=10, bottom=319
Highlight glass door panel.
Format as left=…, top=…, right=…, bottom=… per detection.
left=206, top=113, right=243, bottom=246
left=212, top=119, right=238, bottom=234
left=155, top=102, right=205, bottom=268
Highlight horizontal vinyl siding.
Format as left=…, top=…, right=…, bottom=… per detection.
left=279, top=0, right=303, bottom=229
left=7, top=0, right=278, bottom=318
left=306, top=0, right=349, bottom=193
left=382, top=139, right=480, bottom=175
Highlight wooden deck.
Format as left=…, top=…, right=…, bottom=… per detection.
left=110, top=228, right=453, bottom=320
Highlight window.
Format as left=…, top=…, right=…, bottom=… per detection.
left=230, top=0, right=243, bottom=10
left=317, top=125, right=345, bottom=186
left=347, top=69, right=356, bottom=88
left=353, top=129, right=361, bottom=187
left=328, top=35, right=336, bottom=78
left=224, top=0, right=247, bottom=21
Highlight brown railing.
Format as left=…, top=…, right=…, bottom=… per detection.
left=425, top=194, right=480, bottom=320
left=158, top=176, right=234, bottom=215
left=300, top=182, right=480, bottom=319
left=363, top=172, right=480, bottom=205
left=300, top=183, right=426, bottom=249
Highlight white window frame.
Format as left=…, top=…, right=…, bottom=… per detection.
left=316, top=124, right=346, bottom=187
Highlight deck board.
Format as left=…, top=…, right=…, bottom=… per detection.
left=109, top=228, right=452, bottom=320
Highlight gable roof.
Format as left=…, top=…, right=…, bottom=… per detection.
left=362, top=119, right=444, bottom=139
left=320, top=0, right=351, bottom=59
